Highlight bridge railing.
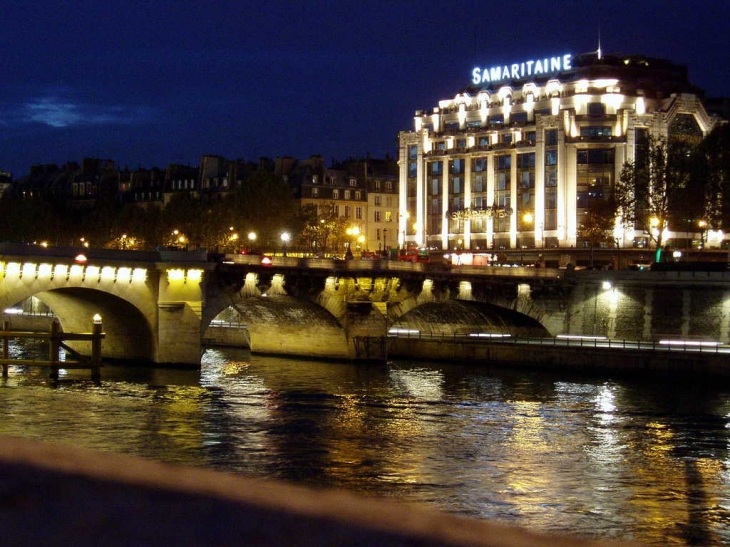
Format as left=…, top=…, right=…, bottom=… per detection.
left=387, top=330, right=730, bottom=355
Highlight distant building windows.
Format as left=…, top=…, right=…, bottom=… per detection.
left=385, top=181, right=393, bottom=191
left=374, top=195, right=381, bottom=206
left=355, top=191, right=362, bottom=200
left=312, top=187, right=319, bottom=197
left=356, top=207, right=362, bottom=220
left=374, top=211, right=382, bottom=222
left=580, top=126, right=612, bottom=137
left=332, top=189, right=339, bottom=199
left=587, top=102, right=606, bottom=116
left=344, top=190, right=351, bottom=199
left=385, top=211, right=392, bottom=222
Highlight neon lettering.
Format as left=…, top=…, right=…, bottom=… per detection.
left=470, top=53, right=572, bottom=86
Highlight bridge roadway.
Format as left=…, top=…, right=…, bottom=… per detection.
left=1, top=244, right=729, bottom=367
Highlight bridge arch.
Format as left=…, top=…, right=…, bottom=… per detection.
left=389, top=300, right=550, bottom=338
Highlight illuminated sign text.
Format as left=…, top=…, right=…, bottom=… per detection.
left=471, top=54, right=573, bottom=85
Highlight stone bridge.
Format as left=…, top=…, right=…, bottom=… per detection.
left=1, top=244, right=729, bottom=366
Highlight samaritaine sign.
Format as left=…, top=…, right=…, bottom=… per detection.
left=471, top=53, right=573, bottom=85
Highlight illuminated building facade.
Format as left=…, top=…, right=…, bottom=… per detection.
left=397, top=50, right=721, bottom=251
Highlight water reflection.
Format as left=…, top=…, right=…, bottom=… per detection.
left=1, top=344, right=730, bottom=545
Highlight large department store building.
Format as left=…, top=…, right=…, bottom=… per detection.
left=397, top=49, right=721, bottom=252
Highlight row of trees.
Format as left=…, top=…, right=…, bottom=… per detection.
left=0, top=171, right=354, bottom=254
left=578, top=124, right=729, bottom=251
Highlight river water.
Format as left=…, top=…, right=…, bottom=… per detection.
left=1, top=345, right=730, bottom=546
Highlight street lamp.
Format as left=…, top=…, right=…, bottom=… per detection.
left=280, top=232, right=290, bottom=256
left=346, top=226, right=360, bottom=258
left=698, top=220, right=707, bottom=249
left=247, top=231, right=257, bottom=250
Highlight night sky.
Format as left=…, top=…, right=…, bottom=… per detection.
left=1, top=0, right=728, bottom=178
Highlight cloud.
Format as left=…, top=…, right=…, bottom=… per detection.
left=24, top=97, right=153, bottom=127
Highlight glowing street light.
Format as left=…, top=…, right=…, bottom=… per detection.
left=281, top=232, right=290, bottom=256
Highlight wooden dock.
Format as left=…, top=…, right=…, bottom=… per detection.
left=1, top=320, right=105, bottom=380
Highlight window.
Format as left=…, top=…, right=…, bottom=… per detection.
left=496, top=154, right=511, bottom=170
left=546, top=150, right=558, bottom=166
left=451, top=177, right=462, bottom=194
left=349, top=178, right=357, bottom=187
left=430, top=161, right=443, bottom=175
left=374, top=195, right=381, bottom=206
left=546, top=129, right=558, bottom=146
left=517, top=153, right=535, bottom=169
left=576, top=148, right=615, bottom=209
left=430, top=177, right=441, bottom=195
left=356, top=207, right=362, bottom=220
left=408, top=162, right=417, bottom=178
left=587, top=102, right=606, bottom=116
left=385, top=181, right=392, bottom=191
left=385, top=211, right=392, bottom=222
left=344, top=190, right=351, bottom=199
left=332, top=189, right=339, bottom=199
left=375, top=180, right=381, bottom=190
left=312, top=187, right=319, bottom=197
left=473, top=174, right=485, bottom=192
left=580, top=126, right=612, bottom=137
left=450, top=158, right=465, bottom=174
left=374, top=211, right=381, bottom=222
left=344, top=205, right=351, bottom=218
left=496, top=172, right=509, bottom=190
left=355, top=191, right=361, bottom=200
left=473, top=157, right=487, bottom=172
left=408, top=145, right=418, bottom=159
left=456, top=139, right=467, bottom=149
left=511, top=111, right=527, bottom=124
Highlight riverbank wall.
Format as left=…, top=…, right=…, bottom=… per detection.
left=387, top=337, right=730, bottom=378
left=0, top=435, right=639, bottom=547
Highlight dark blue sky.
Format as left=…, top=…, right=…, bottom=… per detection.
left=1, top=0, right=727, bottom=177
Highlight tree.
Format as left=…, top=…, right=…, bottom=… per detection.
left=578, top=197, right=617, bottom=248
left=298, top=202, right=348, bottom=254
left=225, top=171, right=299, bottom=248
left=615, top=135, right=694, bottom=257
left=692, top=124, right=729, bottom=238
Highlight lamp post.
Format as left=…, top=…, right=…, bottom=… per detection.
left=383, top=229, right=388, bottom=253
left=346, top=226, right=360, bottom=258
left=247, top=231, right=257, bottom=253
left=280, top=232, right=290, bottom=257
left=698, top=220, right=707, bottom=250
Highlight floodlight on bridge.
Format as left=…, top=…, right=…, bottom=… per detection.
left=38, top=264, right=53, bottom=278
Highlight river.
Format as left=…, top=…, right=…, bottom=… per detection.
left=1, top=345, right=729, bottom=546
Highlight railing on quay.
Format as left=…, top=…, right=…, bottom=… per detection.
left=387, top=330, right=730, bottom=355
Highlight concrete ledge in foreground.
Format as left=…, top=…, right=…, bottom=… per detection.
left=0, top=436, right=642, bottom=546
